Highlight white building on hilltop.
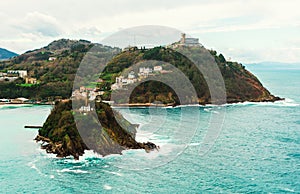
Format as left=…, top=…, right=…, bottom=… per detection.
left=128, top=71, right=136, bottom=79
left=138, top=67, right=153, bottom=77
left=169, top=33, right=202, bottom=48
left=7, top=70, right=28, bottom=78
left=153, top=66, right=163, bottom=72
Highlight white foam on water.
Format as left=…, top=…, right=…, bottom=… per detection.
left=222, top=98, right=299, bottom=107
left=103, top=170, right=123, bottom=177
left=27, top=159, right=47, bottom=177
left=281, top=187, right=295, bottom=192
left=57, top=168, right=89, bottom=174
left=189, top=142, right=201, bottom=146
left=135, top=130, right=154, bottom=142
left=203, top=108, right=220, bottom=114
left=78, top=150, right=103, bottom=160
left=159, top=98, right=300, bottom=108
left=103, top=184, right=112, bottom=190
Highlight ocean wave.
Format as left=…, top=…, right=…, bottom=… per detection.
left=166, top=99, right=300, bottom=108
left=57, top=168, right=89, bottom=174
left=203, top=108, right=220, bottom=114
left=223, top=98, right=299, bottom=107
left=103, top=170, right=123, bottom=177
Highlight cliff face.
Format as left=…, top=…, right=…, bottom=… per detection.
left=36, top=100, right=87, bottom=159
left=36, top=100, right=157, bottom=159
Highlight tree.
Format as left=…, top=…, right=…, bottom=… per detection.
left=219, top=54, right=226, bottom=63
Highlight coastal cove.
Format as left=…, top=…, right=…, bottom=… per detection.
left=0, top=64, right=300, bottom=193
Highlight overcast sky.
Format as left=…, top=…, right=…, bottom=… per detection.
left=0, top=0, right=299, bottom=63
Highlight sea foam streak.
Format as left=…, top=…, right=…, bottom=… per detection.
left=57, top=168, right=89, bottom=174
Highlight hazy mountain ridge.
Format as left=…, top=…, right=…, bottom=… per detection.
left=0, top=48, right=18, bottom=60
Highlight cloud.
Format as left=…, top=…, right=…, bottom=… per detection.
left=13, top=12, right=62, bottom=38
left=0, top=0, right=299, bottom=63
left=67, top=27, right=102, bottom=40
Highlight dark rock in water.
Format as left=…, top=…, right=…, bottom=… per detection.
left=139, top=142, right=160, bottom=153
left=35, top=100, right=158, bottom=159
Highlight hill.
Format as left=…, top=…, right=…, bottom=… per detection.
left=99, top=46, right=281, bottom=105
left=0, top=39, right=281, bottom=104
left=0, top=39, right=120, bottom=100
left=0, top=48, right=18, bottom=60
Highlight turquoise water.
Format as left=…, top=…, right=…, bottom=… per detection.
left=0, top=65, right=299, bottom=193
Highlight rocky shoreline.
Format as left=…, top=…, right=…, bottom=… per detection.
left=35, top=134, right=159, bottom=160
left=112, top=96, right=284, bottom=107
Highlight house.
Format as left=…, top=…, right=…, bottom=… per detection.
left=79, top=105, right=93, bottom=112
left=116, top=76, right=124, bottom=84
left=0, top=99, right=10, bottom=103
left=11, top=97, right=29, bottom=104
left=6, top=71, right=19, bottom=77
left=25, top=77, right=37, bottom=84
left=179, top=33, right=201, bottom=47
left=48, top=57, right=57, bottom=61
left=138, top=67, right=153, bottom=77
left=126, top=79, right=135, bottom=84
left=7, top=70, right=28, bottom=78
left=122, top=78, right=128, bottom=84
left=139, top=67, right=153, bottom=74
left=153, top=66, right=163, bottom=72
left=128, top=71, right=136, bottom=79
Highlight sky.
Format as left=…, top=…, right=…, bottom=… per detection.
left=0, top=0, right=299, bottom=63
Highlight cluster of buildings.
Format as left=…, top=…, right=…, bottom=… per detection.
left=71, top=86, right=104, bottom=101
left=0, top=70, right=37, bottom=84
left=111, top=65, right=168, bottom=90
left=71, top=86, right=110, bottom=113
left=0, top=97, right=29, bottom=104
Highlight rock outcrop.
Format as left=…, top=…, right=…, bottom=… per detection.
left=35, top=100, right=158, bottom=159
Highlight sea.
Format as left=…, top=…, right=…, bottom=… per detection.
left=0, top=63, right=299, bottom=193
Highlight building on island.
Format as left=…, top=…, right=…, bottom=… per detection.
left=180, top=33, right=200, bottom=46
left=128, top=71, right=136, bottom=79
left=48, top=57, right=57, bottom=61
left=25, top=77, right=37, bottom=84
left=7, top=70, right=28, bottom=78
left=138, top=67, right=153, bottom=77
left=11, top=97, right=29, bottom=104
left=0, top=99, right=10, bottom=103
left=169, top=33, right=202, bottom=48
left=153, top=66, right=163, bottom=72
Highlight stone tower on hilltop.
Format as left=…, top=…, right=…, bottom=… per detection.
left=179, top=33, right=200, bottom=46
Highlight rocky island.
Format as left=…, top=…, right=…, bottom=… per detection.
left=35, top=100, right=159, bottom=159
